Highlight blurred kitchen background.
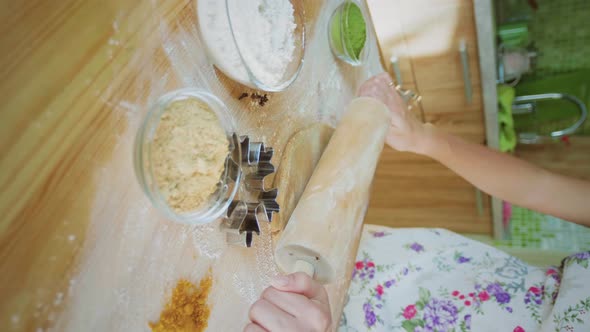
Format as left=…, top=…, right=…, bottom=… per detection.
left=366, top=0, right=590, bottom=265
left=495, top=0, right=590, bottom=255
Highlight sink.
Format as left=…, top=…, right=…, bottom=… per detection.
left=514, top=70, right=590, bottom=137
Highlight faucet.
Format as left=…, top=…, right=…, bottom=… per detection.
left=512, top=93, right=588, bottom=144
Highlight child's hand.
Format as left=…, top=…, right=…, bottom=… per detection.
left=244, top=272, right=332, bottom=332
left=358, top=73, right=435, bottom=155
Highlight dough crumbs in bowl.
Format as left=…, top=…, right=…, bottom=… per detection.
left=152, top=98, right=229, bottom=213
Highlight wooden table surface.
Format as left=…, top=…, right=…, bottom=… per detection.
left=0, top=0, right=383, bottom=330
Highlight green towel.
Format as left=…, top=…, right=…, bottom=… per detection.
left=497, top=85, right=517, bottom=152
left=498, top=22, right=529, bottom=48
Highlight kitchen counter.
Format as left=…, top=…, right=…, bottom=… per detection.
left=0, top=0, right=383, bottom=330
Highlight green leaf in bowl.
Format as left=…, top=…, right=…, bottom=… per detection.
left=343, top=2, right=366, bottom=59
left=330, top=1, right=367, bottom=61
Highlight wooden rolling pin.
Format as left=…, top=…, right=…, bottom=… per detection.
left=275, top=97, right=391, bottom=283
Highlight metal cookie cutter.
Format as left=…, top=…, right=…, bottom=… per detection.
left=221, top=135, right=280, bottom=247
left=240, top=136, right=276, bottom=191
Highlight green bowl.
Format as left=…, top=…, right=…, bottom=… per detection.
left=328, top=0, right=368, bottom=66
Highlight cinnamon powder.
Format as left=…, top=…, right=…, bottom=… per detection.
left=149, top=275, right=213, bottom=332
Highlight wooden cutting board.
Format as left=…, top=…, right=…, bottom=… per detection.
left=0, top=0, right=383, bottom=331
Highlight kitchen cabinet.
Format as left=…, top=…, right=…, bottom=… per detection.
left=366, top=0, right=492, bottom=233
left=515, top=136, right=590, bottom=181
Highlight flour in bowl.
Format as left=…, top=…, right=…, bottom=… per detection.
left=198, top=0, right=297, bottom=87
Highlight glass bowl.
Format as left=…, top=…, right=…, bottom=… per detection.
left=328, top=0, right=370, bottom=66
left=134, top=88, right=241, bottom=225
left=197, top=0, right=305, bottom=91
left=225, top=0, right=306, bottom=91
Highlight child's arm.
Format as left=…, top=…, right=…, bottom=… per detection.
left=359, top=73, right=590, bottom=227
left=423, top=128, right=590, bottom=226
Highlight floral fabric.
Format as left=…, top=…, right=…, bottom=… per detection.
left=339, top=226, right=590, bottom=332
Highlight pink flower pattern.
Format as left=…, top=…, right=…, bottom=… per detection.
left=342, top=229, right=590, bottom=331
left=402, top=305, right=417, bottom=319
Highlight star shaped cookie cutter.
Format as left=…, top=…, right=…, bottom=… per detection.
left=220, top=135, right=280, bottom=247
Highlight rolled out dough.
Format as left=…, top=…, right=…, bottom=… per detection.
left=271, top=124, right=334, bottom=236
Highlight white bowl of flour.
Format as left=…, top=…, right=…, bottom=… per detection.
left=197, top=0, right=305, bottom=91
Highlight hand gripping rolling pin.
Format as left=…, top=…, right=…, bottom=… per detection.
left=274, top=97, right=391, bottom=282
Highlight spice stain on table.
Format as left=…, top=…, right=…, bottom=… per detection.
left=149, top=275, right=213, bottom=332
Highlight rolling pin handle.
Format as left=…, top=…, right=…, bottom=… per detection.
left=294, top=260, right=315, bottom=278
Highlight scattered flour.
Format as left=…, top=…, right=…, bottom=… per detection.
left=198, top=0, right=296, bottom=87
